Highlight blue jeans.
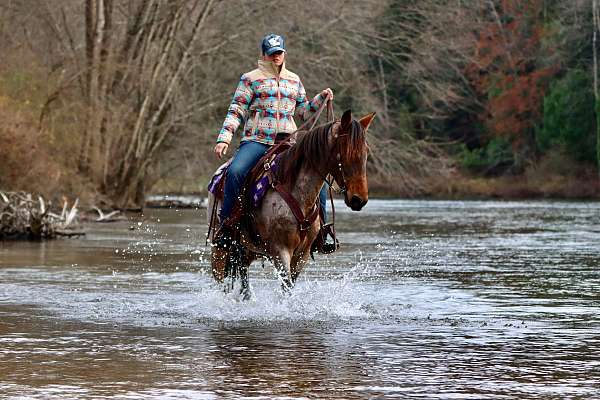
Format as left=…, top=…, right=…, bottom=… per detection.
left=319, top=182, right=328, bottom=222
left=220, top=140, right=328, bottom=223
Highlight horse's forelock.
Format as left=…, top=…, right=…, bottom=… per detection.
left=341, top=120, right=368, bottom=159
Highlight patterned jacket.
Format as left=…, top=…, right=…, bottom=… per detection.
left=217, top=60, right=325, bottom=146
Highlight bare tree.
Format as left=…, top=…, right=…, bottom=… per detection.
left=36, top=0, right=219, bottom=207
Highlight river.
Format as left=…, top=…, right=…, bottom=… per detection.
left=1, top=199, right=599, bottom=399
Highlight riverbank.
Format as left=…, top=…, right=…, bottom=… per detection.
left=3, top=169, right=598, bottom=215
left=146, top=171, right=600, bottom=210
left=146, top=174, right=600, bottom=210
left=369, top=156, right=600, bottom=200
left=431, top=174, right=600, bottom=200
left=153, top=149, right=600, bottom=203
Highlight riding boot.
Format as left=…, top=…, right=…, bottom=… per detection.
left=321, top=241, right=338, bottom=254
left=320, top=223, right=338, bottom=254
left=310, top=223, right=339, bottom=257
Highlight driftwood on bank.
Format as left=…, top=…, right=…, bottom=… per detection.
left=90, top=207, right=127, bottom=222
left=0, top=191, right=85, bottom=240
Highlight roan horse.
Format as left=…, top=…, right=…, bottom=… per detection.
left=207, top=109, right=375, bottom=298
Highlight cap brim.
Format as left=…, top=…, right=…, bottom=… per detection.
left=265, top=47, right=286, bottom=55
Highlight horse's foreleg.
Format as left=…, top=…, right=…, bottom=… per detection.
left=290, top=255, right=307, bottom=283
left=239, top=250, right=252, bottom=301
left=207, top=193, right=227, bottom=283
left=272, top=249, right=293, bottom=292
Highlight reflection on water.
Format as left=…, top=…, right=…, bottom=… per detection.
left=1, top=200, right=599, bottom=399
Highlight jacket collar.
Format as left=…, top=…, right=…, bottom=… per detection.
left=258, top=59, right=287, bottom=78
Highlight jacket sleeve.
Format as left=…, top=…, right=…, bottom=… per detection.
left=295, top=79, right=325, bottom=122
left=217, top=74, right=254, bottom=144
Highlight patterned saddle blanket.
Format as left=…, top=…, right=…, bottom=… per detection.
left=207, top=153, right=281, bottom=210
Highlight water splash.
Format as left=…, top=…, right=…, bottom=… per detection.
left=0, top=260, right=398, bottom=328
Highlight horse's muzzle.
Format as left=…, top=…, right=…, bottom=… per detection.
left=348, top=194, right=367, bottom=211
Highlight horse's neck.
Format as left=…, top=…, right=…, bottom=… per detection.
left=285, top=124, right=336, bottom=212
left=290, top=160, right=327, bottom=212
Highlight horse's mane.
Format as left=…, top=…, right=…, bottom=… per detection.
left=276, top=119, right=366, bottom=185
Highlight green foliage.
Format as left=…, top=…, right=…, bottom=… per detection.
left=538, top=69, right=596, bottom=162
left=458, top=137, right=514, bottom=175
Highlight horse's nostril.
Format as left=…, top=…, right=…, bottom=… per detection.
left=351, top=195, right=363, bottom=210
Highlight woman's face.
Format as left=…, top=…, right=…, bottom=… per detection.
left=264, top=51, right=285, bottom=66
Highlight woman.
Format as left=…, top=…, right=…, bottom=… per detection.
left=213, top=33, right=333, bottom=247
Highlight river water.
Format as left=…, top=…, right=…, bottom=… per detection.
left=1, top=199, right=599, bottom=399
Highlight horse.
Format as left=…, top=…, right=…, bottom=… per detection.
left=206, top=109, right=375, bottom=298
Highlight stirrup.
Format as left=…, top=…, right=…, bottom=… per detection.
left=320, top=241, right=338, bottom=254
left=321, top=222, right=339, bottom=254
left=310, top=223, right=339, bottom=257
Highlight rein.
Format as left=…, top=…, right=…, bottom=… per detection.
left=317, top=128, right=349, bottom=195
left=261, top=97, right=338, bottom=242
left=265, top=98, right=344, bottom=248
left=263, top=98, right=335, bottom=240
left=262, top=96, right=334, bottom=162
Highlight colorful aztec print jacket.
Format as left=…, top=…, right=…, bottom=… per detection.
left=217, top=60, right=325, bottom=146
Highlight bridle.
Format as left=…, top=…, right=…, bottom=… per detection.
left=318, top=119, right=368, bottom=197
left=320, top=123, right=348, bottom=195
left=293, top=97, right=352, bottom=195
left=258, top=98, right=364, bottom=243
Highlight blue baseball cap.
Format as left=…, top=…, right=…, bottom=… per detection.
left=261, top=34, right=286, bottom=55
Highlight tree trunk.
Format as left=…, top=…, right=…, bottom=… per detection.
left=112, top=0, right=215, bottom=209
left=78, top=0, right=96, bottom=173
left=594, top=0, right=600, bottom=176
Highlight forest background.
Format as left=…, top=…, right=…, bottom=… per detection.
left=1, top=0, right=599, bottom=209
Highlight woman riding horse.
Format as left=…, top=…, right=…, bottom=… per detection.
left=208, top=109, right=375, bottom=295
left=213, top=33, right=333, bottom=251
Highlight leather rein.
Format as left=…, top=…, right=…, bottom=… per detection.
left=265, top=97, right=345, bottom=242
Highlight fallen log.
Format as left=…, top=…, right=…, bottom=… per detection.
left=91, top=207, right=127, bottom=222
left=0, top=191, right=85, bottom=240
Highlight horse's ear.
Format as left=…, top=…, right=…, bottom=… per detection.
left=341, top=109, right=352, bottom=132
left=359, top=112, right=376, bottom=131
